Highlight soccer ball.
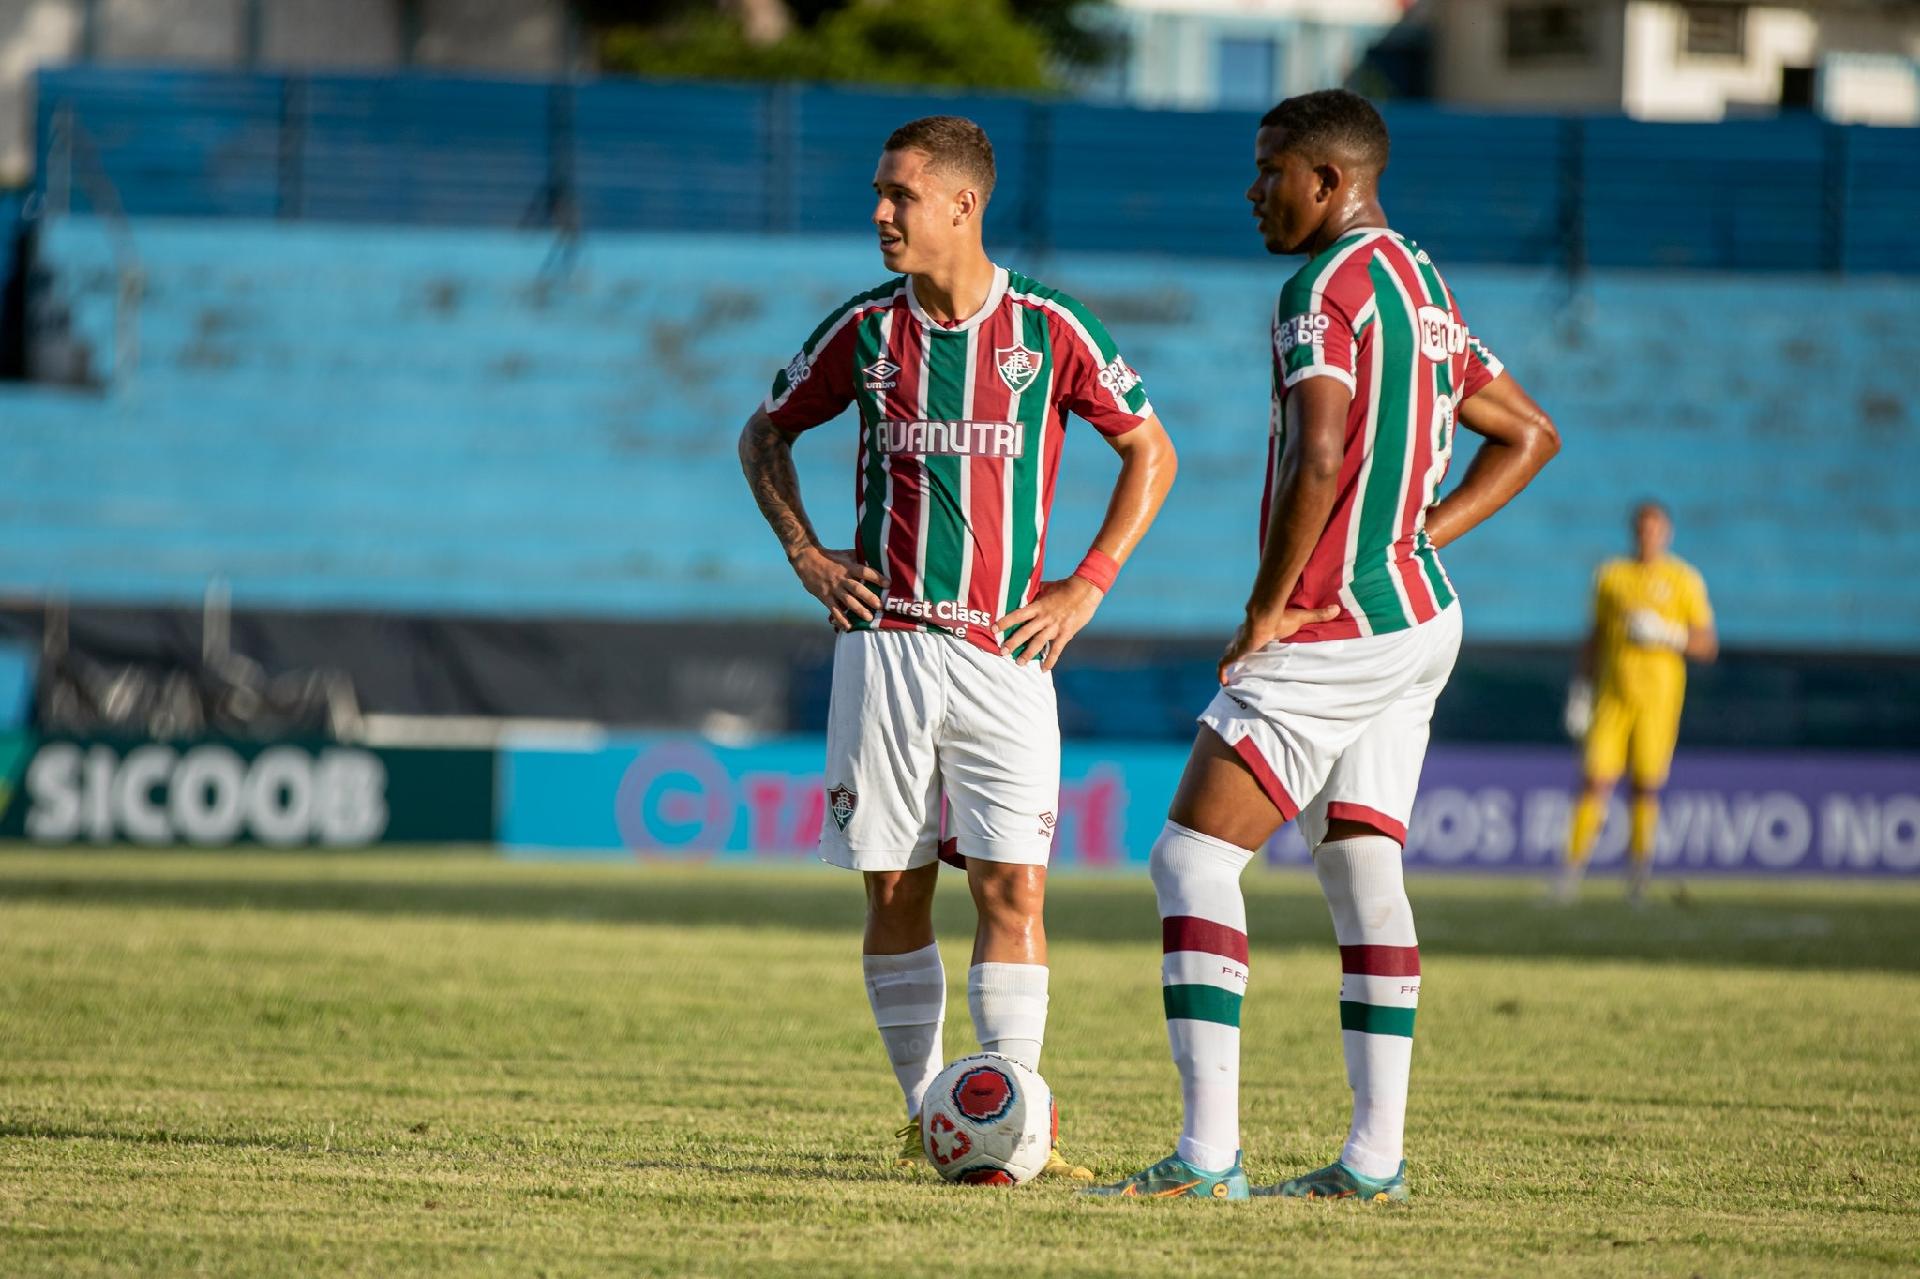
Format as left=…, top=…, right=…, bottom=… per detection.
left=920, top=1052, right=1055, bottom=1186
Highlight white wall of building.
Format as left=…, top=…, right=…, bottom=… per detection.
left=1622, top=2, right=1817, bottom=118
left=1092, top=0, right=1407, bottom=110
left=1823, top=51, right=1920, bottom=125
left=1434, top=0, right=1920, bottom=123
left=0, top=0, right=79, bottom=184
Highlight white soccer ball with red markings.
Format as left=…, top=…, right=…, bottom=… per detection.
left=921, top=1052, right=1055, bottom=1186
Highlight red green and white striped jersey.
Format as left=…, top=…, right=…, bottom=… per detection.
left=764, top=265, right=1154, bottom=654
left=1268, top=227, right=1504, bottom=643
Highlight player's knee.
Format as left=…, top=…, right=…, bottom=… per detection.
left=864, top=866, right=936, bottom=920
left=967, top=863, right=1043, bottom=927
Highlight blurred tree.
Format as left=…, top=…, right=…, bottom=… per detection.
left=589, top=0, right=1115, bottom=90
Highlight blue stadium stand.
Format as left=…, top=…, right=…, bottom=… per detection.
left=6, top=215, right=1916, bottom=652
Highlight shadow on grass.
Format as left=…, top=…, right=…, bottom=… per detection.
left=0, top=860, right=1916, bottom=973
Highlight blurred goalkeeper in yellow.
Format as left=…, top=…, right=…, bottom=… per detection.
left=1558, top=501, right=1716, bottom=903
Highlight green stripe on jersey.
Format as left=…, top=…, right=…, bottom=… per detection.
left=1003, top=304, right=1051, bottom=621
left=1341, top=1000, right=1416, bottom=1037
left=1349, top=257, right=1417, bottom=634
left=918, top=328, right=972, bottom=604
left=853, top=312, right=890, bottom=579
left=1165, top=984, right=1243, bottom=1028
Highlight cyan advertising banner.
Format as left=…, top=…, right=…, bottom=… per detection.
left=500, top=734, right=1920, bottom=876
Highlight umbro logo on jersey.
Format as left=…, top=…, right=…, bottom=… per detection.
left=995, top=344, right=1042, bottom=393
left=861, top=357, right=900, bottom=390
left=828, top=784, right=857, bottom=830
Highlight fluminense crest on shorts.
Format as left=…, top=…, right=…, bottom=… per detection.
left=995, top=344, right=1042, bottom=394
left=827, top=784, right=857, bottom=830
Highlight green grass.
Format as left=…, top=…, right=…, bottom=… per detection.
left=2, top=852, right=1917, bottom=1277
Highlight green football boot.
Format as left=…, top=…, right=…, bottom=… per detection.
left=1084, top=1153, right=1249, bottom=1200
left=1254, top=1158, right=1409, bottom=1202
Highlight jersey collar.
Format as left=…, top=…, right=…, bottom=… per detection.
left=906, top=265, right=1008, bottom=335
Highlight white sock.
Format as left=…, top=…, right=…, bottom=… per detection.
left=1314, top=835, right=1419, bottom=1181
left=863, top=943, right=946, bottom=1118
left=1151, top=821, right=1253, bottom=1174
left=967, top=962, right=1048, bottom=1071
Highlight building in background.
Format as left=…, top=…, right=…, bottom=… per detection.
left=1077, top=0, right=1413, bottom=109
left=1430, top=0, right=1920, bottom=123
left=0, top=0, right=579, bottom=184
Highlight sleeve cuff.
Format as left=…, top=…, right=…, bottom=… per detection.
left=1282, top=365, right=1357, bottom=392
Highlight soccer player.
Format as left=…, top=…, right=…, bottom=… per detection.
left=1557, top=501, right=1717, bottom=904
left=737, top=115, right=1177, bottom=1178
left=1091, top=91, right=1559, bottom=1201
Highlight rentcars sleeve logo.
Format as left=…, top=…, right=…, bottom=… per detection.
left=1417, top=306, right=1468, bottom=363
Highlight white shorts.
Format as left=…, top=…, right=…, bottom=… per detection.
left=1199, top=603, right=1462, bottom=848
left=820, top=628, right=1060, bottom=873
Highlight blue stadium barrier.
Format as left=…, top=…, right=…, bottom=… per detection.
left=29, top=66, right=1920, bottom=274
left=6, top=216, right=1916, bottom=651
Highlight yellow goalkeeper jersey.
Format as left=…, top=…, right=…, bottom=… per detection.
left=1590, top=555, right=1713, bottom=707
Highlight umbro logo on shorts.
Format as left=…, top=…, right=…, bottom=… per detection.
left=1038, top=811, right=1056, bottom=838
left=828, top=784, right=858, bottom=830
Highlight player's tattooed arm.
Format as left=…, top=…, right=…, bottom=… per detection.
left=1218, top=379, right=1347, bottom=681
left=738, top=409, right=888, bottom=631
left=1424, top=373, right=1559, bottom=550
left=996, top=414, right=1178, bottom=671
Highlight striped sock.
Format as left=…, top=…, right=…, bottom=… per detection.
left=1315, top=835, right=1418, bottom=1182
left=863, top=943, right=946, bottom=1118
left=1150, top=821, right=1253, bottom=1174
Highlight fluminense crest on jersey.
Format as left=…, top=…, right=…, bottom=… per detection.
left=995, top=343, right=1041, bottom=393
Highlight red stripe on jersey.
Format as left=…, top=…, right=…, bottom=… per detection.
left=1023, top=309, right=1076, bottom=606
left=966, top=308, right=1016, bottom=632
left=1376, top=244, right=1442, bottom=626
left=1162, top=915, right=1250, bottom=963
left=1339, top=944, right=1420, bottom=976
left=1324, top=801, right=1408, bottom=844
left=883, top=303, right=926, bottom=598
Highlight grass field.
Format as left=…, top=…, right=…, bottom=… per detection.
left=2, top=851, right=1916, bottom=1276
